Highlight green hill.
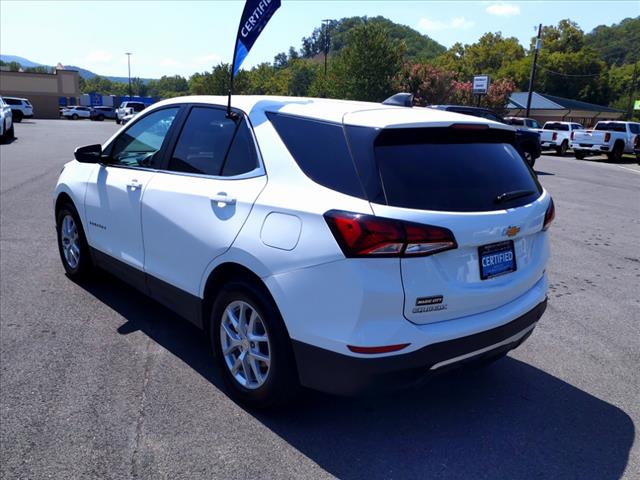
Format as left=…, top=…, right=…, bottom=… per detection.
left=585, top=16, right=639, bottom=65
left=300, top=16, right=446, bottom=61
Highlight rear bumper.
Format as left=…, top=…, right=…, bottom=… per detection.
left=292, top=298, right=547, bottom=396
left=571, top=143, right=610, bottom=153
left=541, top=142, right=558, bottom=149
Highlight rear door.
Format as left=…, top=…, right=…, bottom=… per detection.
left=141, top=105, right=266, bottom=301
left=345, top=120, right=550, bottom=325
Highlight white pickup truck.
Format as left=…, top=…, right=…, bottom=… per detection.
left=115, top=101, right=146, bottom=124
left=540, top=121, right=583, bottom=156
left=571, top=121, right=640, bottom=161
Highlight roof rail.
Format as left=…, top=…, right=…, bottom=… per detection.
left=382, top=93, right=413, bottom=107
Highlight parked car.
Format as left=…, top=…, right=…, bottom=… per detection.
left=540, top=121, right=584, bottom=156
left=54, top=96, right=553, bottom=408
left=571, top=121, right=640, bottom=161
left=61, top=106, right=92, bottom=120
left=90, top=106, right=117, bottom=121
left=3, top=96, right=34, bottom=122
left=0, top=97, right=15, bottom=143
left=504, top=117, right=543, bottom=133
left=429, top=105, right=541, bottom=167
left=116, top=101, right=146, bottom=124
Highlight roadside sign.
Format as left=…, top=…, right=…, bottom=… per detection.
left=634, top=99, right=640, bottom=110
left=473, top=75, right=490, bottom=95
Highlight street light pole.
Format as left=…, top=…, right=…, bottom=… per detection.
left=322, top=19, right=331, bottom=77
left=125, top=52, right=132, bottom=100
left=525, top=24, right=542, bottom=118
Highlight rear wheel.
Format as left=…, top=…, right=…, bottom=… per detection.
left=72, top=114, right=78, bottom=120
left=210, top=279, right=298, bottom=409
left=607, top=143, right=623, bottom=163
left=556, top=140, right=568, bottom=156
left=115, top=117, right=121, bottom=125
left=97, top=114, right=104, bottom=121
left=574, top=151, right=586, bottom=160
left=13, top=111, right=22, bottom=123
left=56, top=203, right=92, bottom=278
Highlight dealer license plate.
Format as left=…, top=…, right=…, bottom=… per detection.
left=479, top=240, right=516, bottom=280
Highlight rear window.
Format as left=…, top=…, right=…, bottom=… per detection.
left=267, top=113, right=364, bottom=198
left=595, top=122, right=626, bottom=132
left=374, top=127, right=541, bottom=212
left=505, top=118, right=525, bottom=126
left=544, top=123, right=569, bottom=131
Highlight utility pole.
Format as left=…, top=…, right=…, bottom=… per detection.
left=525, top=24, right=542, bottom=118
left=125, top=52, right=132, bottom=100
left=322, top=19, right=332, bottom=76
left=626, top=62, right=638, bottom=120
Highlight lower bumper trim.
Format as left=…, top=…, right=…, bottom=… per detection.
left=292, top=298, right=547, bottom=396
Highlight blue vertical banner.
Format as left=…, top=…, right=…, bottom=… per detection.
left=232, top=0, right=282, bottom=77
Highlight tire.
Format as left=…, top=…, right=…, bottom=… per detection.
left=522, top=149, right=535, bottom=168
left=6, top=124, right=14, bottom=140
left=13, top=111, right=22, bottom=123
left=72, top=114, right=78, bottom=120
left=607, top=143, right=623, bottom=163
left=56, top=202, right=92, bottom=278
left=97, top=114, right=104, bottom=121
left=115, top=118, right=121, bottom=125
left=636, top=154, right=640, bottom=166
left=209, top=279, right=298, bottom=409
left=575, top=151, right=586, bottom=160
left=556, top=140, right=568, bottom=156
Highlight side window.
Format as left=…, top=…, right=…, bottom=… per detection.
left=629, top=124, right=640, bottom=134
left=267, top=112, right=364, bottom=198
left=110, top=107, right=179, bottom=168
left=221, top=118, right=259, bottom=176
left=169, top=107, right=236, bottom=175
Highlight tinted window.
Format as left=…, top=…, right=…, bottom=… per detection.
left=132, top=103, right=145, bottom=112
left=529, top=120, right=541, bottom=129
left=110, top=107, right=178, bottom=168
left=170, top=107, right=236, bottom=175
left=5, top=99, right=20, bottom=105
left=374, top=128, right=541, bottom=212
left=506, top=118, right=525, bottom=126
left=267, top=113, right=364, bottom=198
left=629, top=124, right=640, bottom=134
left=543, top=123, right=569, bottom=131
left=221, top=118, right=259, bottom=176
left=595, top=122, right=626, bottom=132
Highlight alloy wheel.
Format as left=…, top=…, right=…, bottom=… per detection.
left=220, top=300, right=271, bottom=389
left=60, top=214, right=80, bottom=269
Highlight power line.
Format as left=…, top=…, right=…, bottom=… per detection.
left=536, top=65, right=602, bottom=78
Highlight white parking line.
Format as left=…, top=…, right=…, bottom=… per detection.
left=615, top=165, right=640, bottom=175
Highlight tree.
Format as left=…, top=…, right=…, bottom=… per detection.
left=395, top=63, right=457, bottom=105
left=326, top=22, right=405, bottom=101
left=188, top=63, right=250, bottom=95
left=585, top=17, right=640, bottom=66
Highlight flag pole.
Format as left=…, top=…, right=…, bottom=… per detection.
left=227, top=39, right=239, bottom=118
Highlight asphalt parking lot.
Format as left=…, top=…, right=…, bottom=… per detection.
left=1, top=119, right=639, bottom=479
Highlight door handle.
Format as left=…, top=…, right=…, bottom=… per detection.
left=211, top=193, right=236, bottom=206
left=127, top=179, right=143, bottom=190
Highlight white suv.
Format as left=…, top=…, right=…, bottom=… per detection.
left=2, top=96, right=33, bottom=122
left=0, top=97, right=15, bottom=142
left=61, top=106, right=91, bottom=120
left=54, top=96, right=553, bottom=408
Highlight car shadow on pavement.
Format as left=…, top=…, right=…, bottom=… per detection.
left=77, top=273, right=635, bottom=480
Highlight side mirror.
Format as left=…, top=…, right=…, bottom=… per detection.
left=74, top=143, right=102, bottom=163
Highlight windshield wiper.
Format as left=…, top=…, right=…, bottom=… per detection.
left=495, top=190, right=535, bottom=203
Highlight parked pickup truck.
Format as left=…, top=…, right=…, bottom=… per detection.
left=540, top=121, right=583, bottom=156
left=571, top=121, right=640, bottom=161
left=115, top=101, right=146, bottom=124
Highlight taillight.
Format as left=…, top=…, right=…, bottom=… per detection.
left=552, top=132, right=557, bottom=141
left=635, top=135, right=639, bottom=148
left=543, top=198, right=555, bottom=231
left=570, top=131, right=574, bottom=140
left=324, top=210, right=457, bottom=258
left=604, top=132, right=611, bottom=142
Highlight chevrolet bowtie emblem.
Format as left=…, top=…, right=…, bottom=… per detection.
left=504, top=226, right=521, bottom=237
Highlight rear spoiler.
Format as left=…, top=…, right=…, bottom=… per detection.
left=382, top=93, right=414, bottom=107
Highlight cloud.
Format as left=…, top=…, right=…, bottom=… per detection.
left=486, top=2, right=521, bottom=16
left=160, top=58, right=179, bottom=67
left=417, top=17, right=475, bottom=32
left=194, top=53, right=222, bottom=66
left=84, top=50, right=113, bottom=63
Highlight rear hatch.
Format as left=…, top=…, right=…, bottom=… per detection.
left=343, top=114, right=550, bottom=325
left=572, top=129, right=607, bottom=146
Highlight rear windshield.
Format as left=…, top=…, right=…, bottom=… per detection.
left=505, top=118, right=525, bottom=126
left=544, top=123, right=569, bottom=131
left=595, top=122, right=626, bottom=132
left=374, top=128, right=541, bottom=212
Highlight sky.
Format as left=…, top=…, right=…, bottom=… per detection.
left=1, top=1, right=638, bottom=79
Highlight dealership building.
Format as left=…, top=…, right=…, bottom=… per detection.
left=0, top=67, right=80, bottom=119
left=506, top=92, right=624, bottom=126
